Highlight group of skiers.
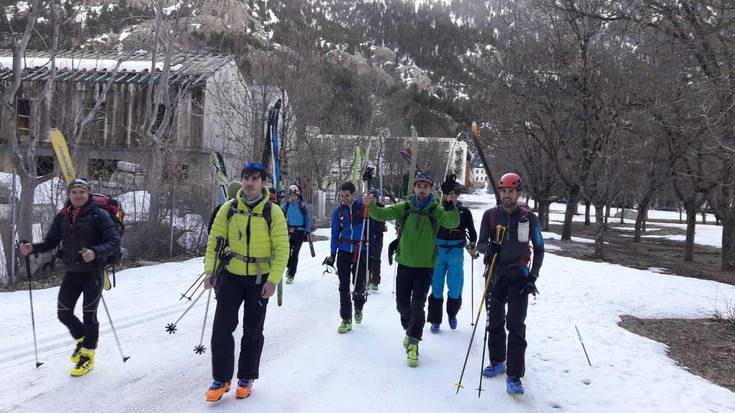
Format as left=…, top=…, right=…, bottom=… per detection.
left=17, top=159, right=544, bottom=401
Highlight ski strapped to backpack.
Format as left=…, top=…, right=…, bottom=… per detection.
left=222, top=200, right=275, bottom=284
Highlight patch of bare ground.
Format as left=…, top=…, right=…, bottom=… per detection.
left=619, top=315, right=735, bottom=392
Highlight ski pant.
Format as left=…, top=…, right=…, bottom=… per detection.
left=427, top=246, right=464, bottom=324
left=485, top=266, right=530, bottom=378
left=287, top=229, right=306, bottom=278
left=395, top=264, right=433, bottom=340
left=211, top=271, right=269, bottom=382
left=336, top=250, right=367, bottom=321
left=368, top=237, right=383, bottom=285
left=57, top=270, right=102, bottom=350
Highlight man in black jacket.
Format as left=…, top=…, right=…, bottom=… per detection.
left=20, top=178, right=121, bottom=377
left=476, top=172, right=544, bottom=395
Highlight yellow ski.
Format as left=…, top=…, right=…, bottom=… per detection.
left=49, top=128, right=76, bottom=184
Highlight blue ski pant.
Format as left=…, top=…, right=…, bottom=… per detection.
left=431, top=246, right=464, bottom=300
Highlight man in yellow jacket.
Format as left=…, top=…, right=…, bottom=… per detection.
left=203, top=162, right=289, bottom=402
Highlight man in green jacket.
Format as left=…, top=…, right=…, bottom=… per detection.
left=203, top=162, right=289, bottom=402
left=366, top=173, right=459, bottom=367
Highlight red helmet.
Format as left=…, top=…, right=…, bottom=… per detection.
left=499, top=172, right=523, bottom=190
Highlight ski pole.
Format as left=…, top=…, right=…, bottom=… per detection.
left=364, top=210, right=371, bottom=298
left=575, top=325, right=592, bottom=366
left=179, top=272, right=205, bottom=301
left=100, top=294, right=130, bottom=363
left=168, top=237, right=224, bottom=334
left=477, top=325, right=489, bottom=397
left=194, top=289, right=212, bottom=354
left=470, top=254, right=475, bottom=327
left=22, top=249, right=44, bottom=368
left=353, top=202, right=369, bottom=287
left=455, top=225, right=505, bottom=394
left=166, top=288, right=207, bottom=333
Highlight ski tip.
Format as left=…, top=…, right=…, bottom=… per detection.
left=123, top=356, right=131, bottom=363
left=35, top=362, right=44, bottom=368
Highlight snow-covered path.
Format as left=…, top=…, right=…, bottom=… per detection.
left=1, top=194, right=734, bottom=413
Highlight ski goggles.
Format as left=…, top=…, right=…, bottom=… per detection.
left=241, top=162, right=267, bottom=179
left=68, top=178, right=91, bottom=192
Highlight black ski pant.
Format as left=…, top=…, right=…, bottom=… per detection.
left=336, top=250, right=366, bottom=321
left=395, top=264, right=433, bottom=340
left=211, top=271, right=269, bottom=382
left=485, top=266, right=529, bottom=378
left=57, top=270, right=102, bottom=350
left=287, top=229, right=306, bottom=278
left=427, top=295, right=462, bottom=325
left=368, top=237, right=383, bottom=285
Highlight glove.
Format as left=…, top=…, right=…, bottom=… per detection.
left=520, top=273, right=539, bottom=296
left=467, top=242, right=478, bottom=259
left=387, top=239, right=398, bottom=265
left=486, top=240, right=502, bottom=256
left=440, top=174, right=457, bottom=194
left=323, top=256, right=335, bottom=267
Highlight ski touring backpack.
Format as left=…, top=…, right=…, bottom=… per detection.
left=91, top=193, right=125, bottom=266
left=395, top=202, right=438, bottom=255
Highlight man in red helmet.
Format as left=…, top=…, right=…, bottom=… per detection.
left=477, top=172, right=545, bottom=395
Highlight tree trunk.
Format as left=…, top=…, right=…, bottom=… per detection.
left=722, top=218, right=735, bottom=273
left=604, top=203, right=611, bottom=224
left=718, top=184, right=735, bottom=272
left=561, top=185, right=580, bottom=241
left=634, top=199, right=650, bottom=242
left=0, top=218, right=13, bottom=285
left=584, top=201, right=591, bottom=226
left=593, top=220, right=607, bottom=259
left=146, top=145, right=165, bottom=223
left=17, top=174, right=36, bottom=243
left=538, top=199, right=551, bottom=231
left=594, top=202, right=604, bottom=224
left=684, top=206, right=697, bottom=262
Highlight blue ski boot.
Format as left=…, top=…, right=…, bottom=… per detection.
left=448, top=318, right=457, bottom=330
left=506, top=376, right=525, bottom=394
left=430, top=323, right=440, bottom=333
left=482, top=362, right=506, bottom=378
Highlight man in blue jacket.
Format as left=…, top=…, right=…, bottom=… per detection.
left=324, top=182, right=367, bottom=334
left=281, top=184, right=312, bottom=284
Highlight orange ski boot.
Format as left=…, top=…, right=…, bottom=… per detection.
left=205, top=380, right=231, bottom=402
left=236, top=379, right=253, bottom=399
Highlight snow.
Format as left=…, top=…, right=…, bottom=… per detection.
left=1, top=193, right=734, bottom=412
left=0, top=56, right=168, bottom=73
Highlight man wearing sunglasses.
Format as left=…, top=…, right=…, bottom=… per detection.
left=203, top=162, right=289, bottom=402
